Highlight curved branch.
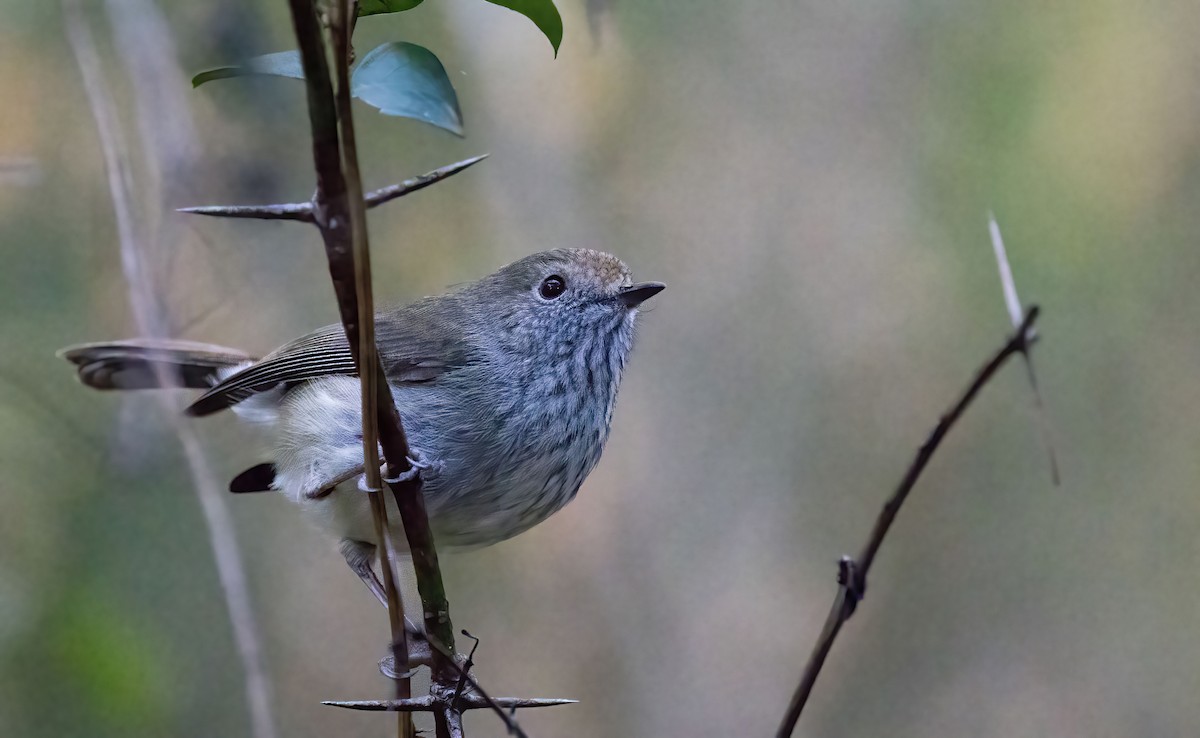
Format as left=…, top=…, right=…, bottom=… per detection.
left=777, top=306, right=1041, bottom=738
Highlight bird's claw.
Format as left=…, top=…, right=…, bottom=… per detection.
left=384, top=448, right=443, bottom=484
left=356, top=449, right=442, bottom=492
left=378, top=653, right=422, bottom=680
left=377, top=637, right=435, bottom=679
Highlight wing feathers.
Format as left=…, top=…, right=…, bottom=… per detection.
left=186, top=301, right=470, bottom=417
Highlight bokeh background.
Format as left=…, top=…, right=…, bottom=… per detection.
left=4, top=1, right=1200, bottom=736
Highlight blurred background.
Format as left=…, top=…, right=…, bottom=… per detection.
left=4, top=1, right=1200, bottom=736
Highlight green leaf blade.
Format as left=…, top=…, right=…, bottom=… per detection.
left=191, top=50, right=305, bottom=88
left=350, top=42, right=464, bottom=136
left=358, top=0, right=424, bottom=16
left=484, top=0, right=563, bottom=56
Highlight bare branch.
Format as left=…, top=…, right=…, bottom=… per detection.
left=176, top=155, right=487, bottom=222
left=323, top=697, right=578, bottom=712
left=777, top=307, right=1042, bottom=738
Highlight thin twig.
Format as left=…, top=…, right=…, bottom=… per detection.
left=776, top=307, right=1041, bottom=738
left=450, top=631, right=480, bottom=713
left=63, top=6, right=277, bottom=738
left=176, top=155, right=488, bottom=221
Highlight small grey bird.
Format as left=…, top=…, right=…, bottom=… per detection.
left=60, top=249, right=663, bottom=602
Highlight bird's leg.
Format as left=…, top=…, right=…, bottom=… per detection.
left=339, top=538, right=434, bottom=669
left=311, top=450, right=442, bottom=500
left=305, top=464, right=366, bottom=500
left=340, top=537, right=388, bottom=606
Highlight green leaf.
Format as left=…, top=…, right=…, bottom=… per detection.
left=192, top=43, right=463, bottom=135
left=484, top=0, right=563, bottom=55
left=191, top=50, right=304, bottom=88
left=359, top=0, right=424, bottom=16
left=350, top=42, right=463, bottom=136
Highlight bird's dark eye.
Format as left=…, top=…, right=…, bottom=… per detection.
left=539, top=275, right=567, bottom=300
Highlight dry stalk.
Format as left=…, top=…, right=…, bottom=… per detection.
left=63, top=5, right=278, bottom=738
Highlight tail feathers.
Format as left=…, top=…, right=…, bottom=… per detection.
left=230, top=463, right=276, bottom=493
left=58, top=340, right=255, bottom=391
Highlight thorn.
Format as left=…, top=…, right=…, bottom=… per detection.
left=177, top=202, right=315, bottom=222
left=988, top=214, right=1060, bottom=486
left=988, top=211, right=1026, bottom=330
left=364, top=154, right=488, bottom=210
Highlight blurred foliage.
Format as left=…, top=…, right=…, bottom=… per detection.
left=3, top=1, right=1200, bottom=737
left=359, top=0, right=425, bottom=17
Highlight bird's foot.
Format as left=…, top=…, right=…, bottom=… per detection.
left=384, top=447, right=443, bottom=484
left=378, top=640, right=432, bottom=679
left=377, top=636, right=475, bottom=682
left=355, top=449, right=442, bottom=492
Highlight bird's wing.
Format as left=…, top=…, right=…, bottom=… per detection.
left=186, top=299, right=472, bottom=417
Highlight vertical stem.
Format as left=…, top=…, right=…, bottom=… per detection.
left=285, top=1, right=463, bottom=733
left=329, top=2, right=412, bottom=736
left=285, top=1, right=411, bottom=735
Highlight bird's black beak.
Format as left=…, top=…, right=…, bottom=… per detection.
left=618, top=281, right=666, bottom=308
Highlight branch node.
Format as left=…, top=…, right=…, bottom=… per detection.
left=837, top=556, right=864, bottom=615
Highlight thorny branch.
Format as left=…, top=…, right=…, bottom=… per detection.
left=327, top=1, right=466, bottom=734
left=283, top=0, right=416, bottom=735
left=176, top=155, right=488, bottom=222
left=408, top=629, right=553, bottom=737
left=177, top=1, right=561, bottom=734
left=324, top=696, right=578, bottom=712
left=776, top=306, right=1042, bottom=738
left=239, top=1, right=539, bottom=737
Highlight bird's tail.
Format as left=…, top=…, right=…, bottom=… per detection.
left=58, top=340, right=255, bottom=391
